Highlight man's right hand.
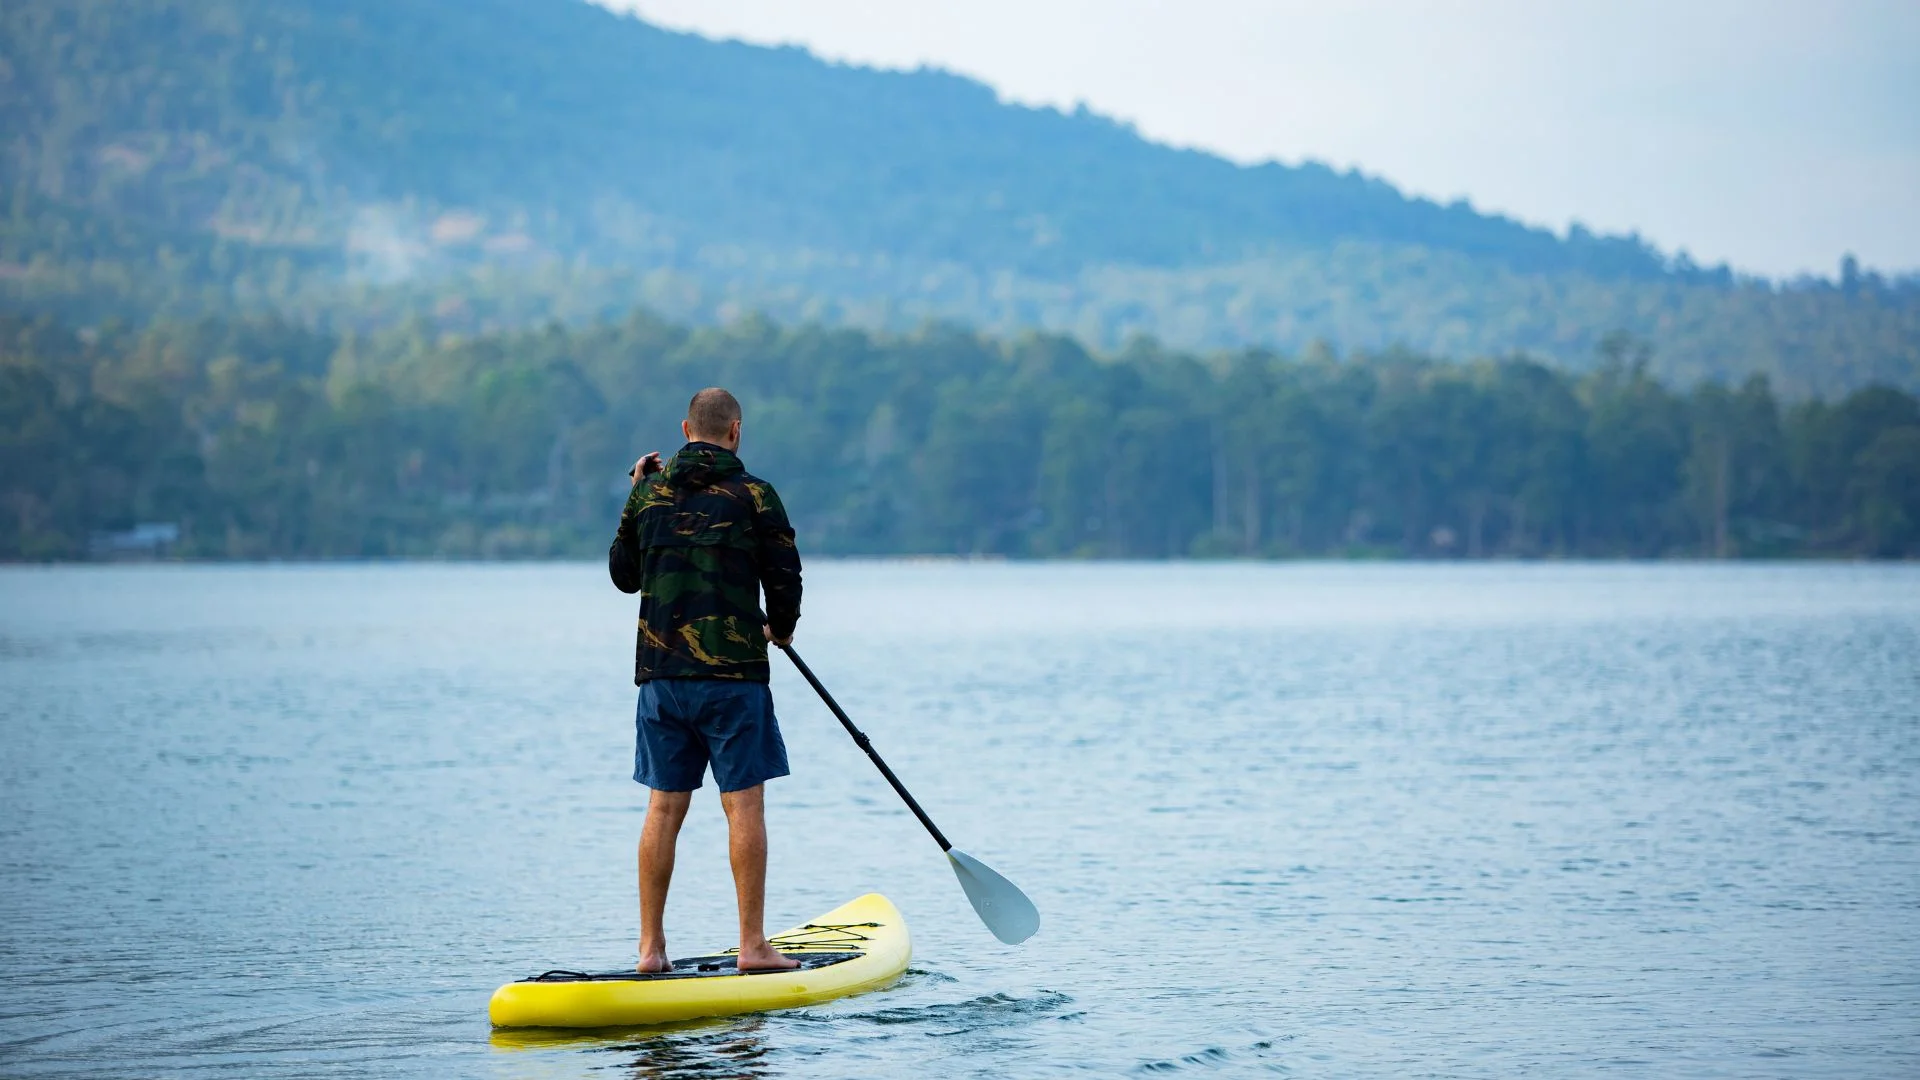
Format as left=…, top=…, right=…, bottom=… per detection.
left=763, top=624, right=792, bottom=648
left=629, top=452, right=662, bottom=486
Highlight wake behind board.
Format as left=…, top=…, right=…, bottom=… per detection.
left=488, top=893, right=910, bottom=1028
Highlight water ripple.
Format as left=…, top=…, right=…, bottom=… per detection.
left=2, top=562, right=1917, bottom=1078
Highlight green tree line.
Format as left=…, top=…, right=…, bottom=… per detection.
left=5, top=311, right=1918, bottom=561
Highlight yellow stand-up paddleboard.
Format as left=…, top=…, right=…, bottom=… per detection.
left=489, top=894, right=910, bottom=1029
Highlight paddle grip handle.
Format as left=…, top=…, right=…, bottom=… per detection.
left=779, top=644, right=954, bottom=853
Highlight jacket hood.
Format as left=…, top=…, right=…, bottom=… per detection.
left=664, top=442, right=745, bottom=489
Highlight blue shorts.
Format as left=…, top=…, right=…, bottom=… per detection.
left=634, top=679, right=790, bottom=792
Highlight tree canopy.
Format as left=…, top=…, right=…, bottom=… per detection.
left=7, top=311, right=1917, bottom=561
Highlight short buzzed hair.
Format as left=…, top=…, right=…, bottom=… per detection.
left=686, top=387, right=742, bottom=440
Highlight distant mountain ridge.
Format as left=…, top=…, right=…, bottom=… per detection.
left=3, top=0, right=1916, bottom=393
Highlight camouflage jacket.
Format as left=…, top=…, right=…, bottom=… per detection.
left=609, top=442, right=803, bottom=684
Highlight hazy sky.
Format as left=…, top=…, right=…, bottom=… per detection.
left=609, top=0, right=1919, bottom=279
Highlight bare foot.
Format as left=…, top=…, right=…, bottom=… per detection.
left=735, top=940, right=801, bottom=972
left=637, top=947, right=670, bottom=974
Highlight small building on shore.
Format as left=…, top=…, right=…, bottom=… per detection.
left=89, top=522, right=181, bottom=559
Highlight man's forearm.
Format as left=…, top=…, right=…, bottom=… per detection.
left=762, top=560, right=801, bottom=639
left=609, top=530, right=643, bottom=593
left=609, top=491, right=645, bottom=594
left=764, top=576, right=801, bottom=639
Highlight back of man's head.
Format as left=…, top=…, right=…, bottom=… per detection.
left=686, top=387, right=742, bottom=441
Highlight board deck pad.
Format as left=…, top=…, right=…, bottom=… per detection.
left=514, top=921, right=883, bottom=983
left=525, top=951, right=863, bottom=982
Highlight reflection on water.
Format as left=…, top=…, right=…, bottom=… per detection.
left=490, top=1017, right=773, bottom=1079
left=605, top=1020, right=772, bottom=1080
left=2, top=562, right=1918, bottom=1077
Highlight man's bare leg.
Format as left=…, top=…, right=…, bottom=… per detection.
left=719, top=784, right=801, bottom=971
left=637, top=788, right=693, bottom=972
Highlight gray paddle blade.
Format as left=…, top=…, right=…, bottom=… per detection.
left=947, top=848, right=1040, bottom=945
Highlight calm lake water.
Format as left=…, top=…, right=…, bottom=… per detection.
left=2, top=562, right=1918, bottom=1078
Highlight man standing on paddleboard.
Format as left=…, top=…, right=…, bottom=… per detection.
left=609, top=387, right=804, bottom=974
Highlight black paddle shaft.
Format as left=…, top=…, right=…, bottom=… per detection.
left=778, top=644, right=953, bottom=853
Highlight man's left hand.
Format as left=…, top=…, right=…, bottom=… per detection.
left=629, top=451, right=662, bottom=486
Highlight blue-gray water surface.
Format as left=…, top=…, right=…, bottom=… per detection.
left=2, top=562, right=1918, bottom=1078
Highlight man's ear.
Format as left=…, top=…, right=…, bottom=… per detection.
left=729, top=418, right=742, bottom=444
left=681, top=419, right=693, bottom=442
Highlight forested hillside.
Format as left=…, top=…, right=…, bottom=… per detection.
left=7, top=310, right=1917, bottom=561
left=3, top=0, right=1917, bottom=394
